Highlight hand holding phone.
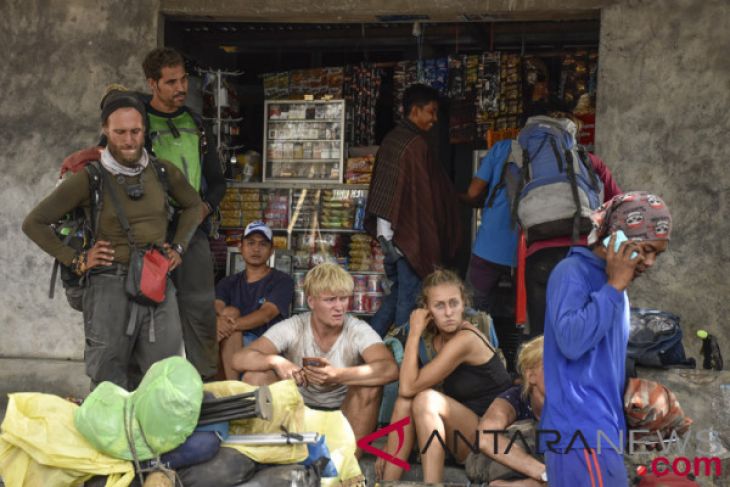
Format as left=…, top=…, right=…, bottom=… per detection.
left=302, top=357, right=324, bottom=367
left=603, top=230, right=638, bottom=259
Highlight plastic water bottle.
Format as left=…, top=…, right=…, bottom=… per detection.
left=720, top=384, right=730, bottom=428
left=353, top=197, right=366, bottom=231
left=697, top=330, right=724, bottom=370
left=710, top=385, right=730, bottom=455
left=290, top=469, right=305, bottom=487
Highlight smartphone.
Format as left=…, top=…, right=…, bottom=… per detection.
left=603, top=230, right=638, bottom=258
left=302, top=357, right=323, bottom=367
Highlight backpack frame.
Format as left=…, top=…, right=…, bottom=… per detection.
left=486, top=117, right=603, bottom=244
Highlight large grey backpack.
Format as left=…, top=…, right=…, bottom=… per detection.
left=489, top=116, right=604, bottom=243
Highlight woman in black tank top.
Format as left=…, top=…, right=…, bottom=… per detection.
left=376, top=270, right=512, bottom=484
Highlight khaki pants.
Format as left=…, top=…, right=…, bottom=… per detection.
left=465, top=420, right=542, bottom=484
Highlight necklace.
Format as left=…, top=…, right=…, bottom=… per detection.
left=310, top=320, right=338, bottom=353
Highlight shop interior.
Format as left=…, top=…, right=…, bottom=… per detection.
left=164, top=17, right=600, bottom=368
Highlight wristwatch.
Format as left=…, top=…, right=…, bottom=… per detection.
left=171, top=243, right=185, bottom=256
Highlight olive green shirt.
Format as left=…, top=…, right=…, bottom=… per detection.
left=23, top=159, right=202, bottom=266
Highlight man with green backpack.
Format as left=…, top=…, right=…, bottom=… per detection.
left=141, top=48, right=226, bottom=381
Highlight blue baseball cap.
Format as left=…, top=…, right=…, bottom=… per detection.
left=243, top=221, right=273, bottom=242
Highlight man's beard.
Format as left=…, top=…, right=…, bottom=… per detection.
left=167, top=91, right=186, bottom=108
left=108, top=144, right=143, bottom=167
left=173, top=95, right=186, bottom=108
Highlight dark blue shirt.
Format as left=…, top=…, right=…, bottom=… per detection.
left=215, top=269, right=295, bottom=338
left=498, top=385, right=535, bottom=421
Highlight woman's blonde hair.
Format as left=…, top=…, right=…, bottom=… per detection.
left=417, top=268, right=471, bottom=308
left=516, top=335, right=544, bottom=399
left=303, top=262, right=354, bottom=298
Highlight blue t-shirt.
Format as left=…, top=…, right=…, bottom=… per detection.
left=473, top=140, right=519, bottom=267
left=215, top=269, right=295, bottom=338
left=539, top=247, right=629, bottom=451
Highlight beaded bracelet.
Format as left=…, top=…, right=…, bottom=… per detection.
left=72, top=251, right=87, bottom=276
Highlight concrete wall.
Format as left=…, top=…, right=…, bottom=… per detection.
left=1, top=0, right=728, bottom=366
left=596, top=0, right=730, bottom=358
left=0, top=0, right=159, bottom=360
left=160, top=0, right=610, bottom=22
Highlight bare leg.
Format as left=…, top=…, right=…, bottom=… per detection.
left=412, top=389, right=480, bottom=484
left=217, top=306, right=242, bottom=380
left=220, top=331, right=243, bottom=380
left=341, top=385, right=382, bottom=458
left=378, top=395, right=416, bottom=481
left=242, top=369, right=278, bottom=386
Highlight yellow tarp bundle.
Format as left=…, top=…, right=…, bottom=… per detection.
left=302, top=408, right=364, bottom=487
left=205, top=380, right=364, bottom=486
left=0, top=382, right=364, bottom=486
left=204, top=379, right=308, bottom=464
left=0, top=393, right=134, bottom=487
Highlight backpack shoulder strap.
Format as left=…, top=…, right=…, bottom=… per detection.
left=555, top=139, right=583, bottom=242
left=149, top=157, right=173, bottom=221
left=511, top=146, right=531, bottom=228
left=84, top=161, right=103, bottom=237
left=190, top=110, right=210, bottom=158
left=149, top=157, right=170, bottom=194
left=509, top=139, right=523, bottom=169
left=189, top=109, right=205, bottom=133
left=577, top=146, right=600, bottom=191
left=485, top=146, right=514, bottom=209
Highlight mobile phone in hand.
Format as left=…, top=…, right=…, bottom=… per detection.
left=302, top=357, right=323, bottom=367
left=603, top=230, right=638, bottom=258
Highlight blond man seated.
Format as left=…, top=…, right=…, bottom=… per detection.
left=234, top=263, right=399, bottom=452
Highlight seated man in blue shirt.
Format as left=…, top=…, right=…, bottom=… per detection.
left=216, top=221, right=294, bottom=380
left=541, top=192, right=672, bottom=487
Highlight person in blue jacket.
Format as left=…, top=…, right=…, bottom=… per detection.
left=540, top=191, right=673, bottom=487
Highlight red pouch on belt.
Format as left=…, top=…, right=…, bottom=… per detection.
left=126, top=246, right=170, bottom=305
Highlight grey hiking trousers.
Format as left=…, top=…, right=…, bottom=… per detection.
left=82, top=267, right=183, bottom=390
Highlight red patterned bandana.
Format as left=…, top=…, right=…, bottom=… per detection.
left=588, top=191, right=672, bottom=244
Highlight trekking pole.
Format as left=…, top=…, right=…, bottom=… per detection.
left=225, top=432, right=320, bottom=446
left=515, top=231, right=527, bottom=334
left=197, top=385, right=273, bottom=425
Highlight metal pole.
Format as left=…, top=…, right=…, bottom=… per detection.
left=217, top=69, right=222, bottom=154
left=226, top=432, right=320, bottom=445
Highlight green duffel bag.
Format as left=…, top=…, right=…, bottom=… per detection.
left=73, top=381, right=155, bottom=460
left=131, top=356, right=204, bottom=455
left=75, top=356, right=203, bottom=461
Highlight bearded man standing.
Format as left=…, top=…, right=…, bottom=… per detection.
left=141, top=47, right=226, bottom=381
left=22, top=92, right=202, bottom=390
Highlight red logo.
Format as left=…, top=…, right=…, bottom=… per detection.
left=356, top=416, right=411, bottom=471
